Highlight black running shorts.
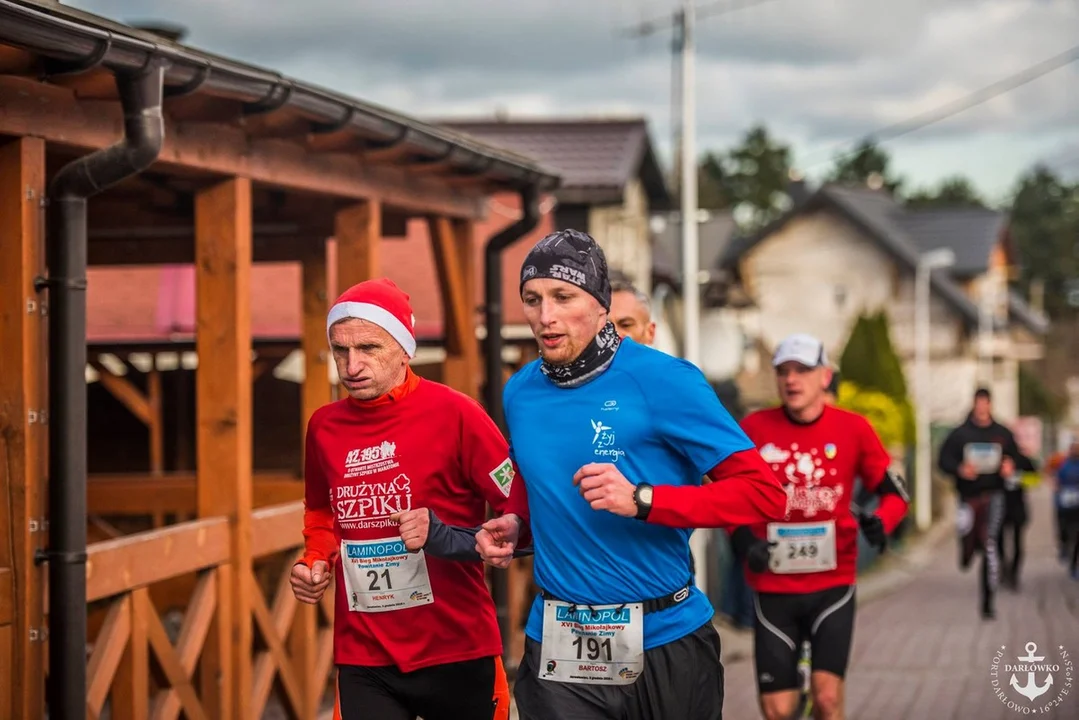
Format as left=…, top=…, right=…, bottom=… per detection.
left=514, top=621, right=724, bottom=720
left=753, top=584, right=856, bottom=694
left=336, top=655, right=509, bottom=720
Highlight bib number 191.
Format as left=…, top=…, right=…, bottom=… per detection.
left=572, top=636, right=612, bottom=662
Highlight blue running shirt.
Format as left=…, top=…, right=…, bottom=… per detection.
left=503, top=339, right=755, bottom=650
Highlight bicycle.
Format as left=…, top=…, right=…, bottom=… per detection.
left=794, top=639, right=813, bottom=718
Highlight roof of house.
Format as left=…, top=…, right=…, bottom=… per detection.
left=721, top=184, right=1048, bottom=335
left=652, top=211, right=737, bottom=286
left=895, top=208, right=1012, bottom=277
left=440, top=117, right=671, bottom=209
left=0, top=0, right=560, bottom=192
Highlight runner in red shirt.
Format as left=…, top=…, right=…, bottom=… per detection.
left=729, top=333, right=909, bottom=720
left=289, top=278, right=518, bottom=720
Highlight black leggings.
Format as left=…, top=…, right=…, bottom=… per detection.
left=997, top=518, right=1025, bottom=584
left=337, top=656, right=501, bottom=720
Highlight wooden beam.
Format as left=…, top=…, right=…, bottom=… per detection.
left=47, top=69, right=119, bottom=101
left=0, top=136, right=47, bottom=720
left=148, top=369, right=164, bottom=475
left=290, top=226, right=325, bottom=720
left=90, top=361, right=152, bottom=425
left=0, top=47, right=36, bottom=74
left=86, top=474, right=302, bottom=516
left=335, top=200, right=381, bottom=292
left=0, top=568, right=11, bottom=625
left=87, top=232, right=328, bottom=266
left=113, top=587, right=150, bottom=720
left=302, top=242, right=332, bottom=430
left=195, top=177, right=254, bottom=720
left=304, top=132, right=361, bottom=154
left=240, top=110, right=313, bottom=140
left=0, top=76, right=486, bottom=219
left=250, top=503, right=304, bottom=559
left=84, top=518, right=230, bottom=603
left=428, top=216, right=480, bottom=398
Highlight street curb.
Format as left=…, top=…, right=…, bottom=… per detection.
left=714, top=510, right=956, bottom=664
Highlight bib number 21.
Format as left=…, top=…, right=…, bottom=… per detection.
left=340, top=537, right=434, bottom=613
left=367, top=568, right=393, bottom=591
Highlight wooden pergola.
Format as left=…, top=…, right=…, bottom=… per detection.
left=0, top=2, right=558, bottom=718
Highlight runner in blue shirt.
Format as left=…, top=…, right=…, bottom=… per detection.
left=475, top=229, right=789, bottom=720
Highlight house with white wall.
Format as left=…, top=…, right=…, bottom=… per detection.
left=696, top=184, right=1048, bottom=426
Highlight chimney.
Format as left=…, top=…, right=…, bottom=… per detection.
left=132, top=21, right=189, bottom=43
left=787, top=168, right=810, bottom=205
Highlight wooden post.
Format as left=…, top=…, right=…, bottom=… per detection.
left=0, top=136, right=47, bottom=720
left=428, top=216, right=480, bottom=398
left=148, top=368, right=164, bottom=476
left=292, top=242, right=331, bottom=718
left=335, top=200, right=380, bottom=293
left=195, top=177, right=253, bottom=719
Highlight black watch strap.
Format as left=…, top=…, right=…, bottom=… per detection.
left=634, top=483, right=653, bottom=520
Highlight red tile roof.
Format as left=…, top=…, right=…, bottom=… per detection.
left=86, top=192, right=554, bottom=344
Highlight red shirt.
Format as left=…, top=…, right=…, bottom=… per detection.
left=303, top=371, right=516, bottom=672
left=738, top=405, right=906, bottom=594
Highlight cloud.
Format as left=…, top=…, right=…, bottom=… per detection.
left=66, top=0, right=1079, bottom=195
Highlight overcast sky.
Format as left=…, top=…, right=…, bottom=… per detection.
left=69, top=0, right=1079, bottom=203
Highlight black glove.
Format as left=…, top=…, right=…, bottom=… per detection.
left=746, top=539, right=776, bottom=574
left=859, top=513, right=887, bottom=552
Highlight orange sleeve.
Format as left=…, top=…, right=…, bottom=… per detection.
left=299, top=413, right=339, bottom=568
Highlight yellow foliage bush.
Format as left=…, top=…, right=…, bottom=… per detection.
left=836, top=380, right=913, bottom=449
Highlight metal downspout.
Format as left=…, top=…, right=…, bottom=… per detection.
left=44, top=61, right=165, bottom=720
left=483, top=185, right=541, bottom=429
left=482, top=184, right=540, bottom=664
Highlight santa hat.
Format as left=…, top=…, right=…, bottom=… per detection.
left=326, top=278, right=417, bottom=358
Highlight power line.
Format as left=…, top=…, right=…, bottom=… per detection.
left=805, top=41, right=1079, bottom=169
left=619, top=0, right=784, bottom=37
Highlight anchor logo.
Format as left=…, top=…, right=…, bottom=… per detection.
left=1009, top=642, right=1054, bottom=702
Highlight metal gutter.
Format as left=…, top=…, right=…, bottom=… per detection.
left=0, top=0, right=561, bottom=192
left=43, top=58, right=166, bottom=720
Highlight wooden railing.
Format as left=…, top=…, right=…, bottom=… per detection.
left=81, top=501, right=335, bottom=719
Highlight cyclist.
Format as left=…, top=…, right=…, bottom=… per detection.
left=729, top=333, right=910, bottom=720
left=291, top=278, right=515, bottom=720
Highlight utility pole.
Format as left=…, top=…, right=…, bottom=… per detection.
left=680, top=0, right=701, bottom=370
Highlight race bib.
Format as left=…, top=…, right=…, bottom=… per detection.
left=1060, top=488, right=1079, bottom=509
left=339, top=537, right=434, bottom=613
left=964, top=442, right=1002, bottom=475
left=767, top=521, right=837, bottom=574
left=538, top=601, right=644, bottom=686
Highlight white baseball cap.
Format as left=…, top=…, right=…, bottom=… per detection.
left=772, top=333, right=829, bottom=368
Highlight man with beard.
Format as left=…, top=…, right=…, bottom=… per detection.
left=473, top=229, right=789, bottom=720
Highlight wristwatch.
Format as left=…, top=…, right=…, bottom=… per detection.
left=633, top=482, right=654, bottom=520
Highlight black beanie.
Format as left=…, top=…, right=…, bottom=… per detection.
left=519, top=229, right=612, bottom=310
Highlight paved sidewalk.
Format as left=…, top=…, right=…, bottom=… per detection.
left=721, top=484, right=1079, bottom=719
